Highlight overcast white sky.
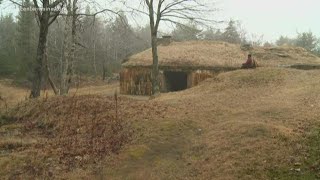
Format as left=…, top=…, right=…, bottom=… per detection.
left=0, top=0, right=319, bottom=42
left=218, top=0, right=320, bottom=42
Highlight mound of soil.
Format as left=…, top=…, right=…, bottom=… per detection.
left=124, top=40, right=320, bottom=68
left=6, top=95, right=172, bottom=177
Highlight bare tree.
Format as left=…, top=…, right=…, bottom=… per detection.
left=59, top=1, right=124, bottom=94
left=9, top=0, right=65, bottom=97
left=60, top=0, right=78, bottom=95
left=31, top=0, right=64, bottom=98
left=10, top=0, right=122, bottom=96
left=130, top=0, right=216, bottom=95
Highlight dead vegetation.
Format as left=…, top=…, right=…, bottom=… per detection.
left=16, top=95, right=130, bottom=163
left=123, top=41, right=320, bottom=68
left=1, top=67, right=320, bottom=179
left=0, top=92, right=173, bottom=179
left=152, top=68, right=320, bottom=179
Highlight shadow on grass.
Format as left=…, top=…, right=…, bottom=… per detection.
left=289, top=64, right=320, bottom=70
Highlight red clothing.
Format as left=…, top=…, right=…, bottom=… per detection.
left=243, top=57, right=253, bottom=65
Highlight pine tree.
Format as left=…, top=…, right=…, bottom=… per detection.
left=171, top=21, right=202, bottom=41
left=222, top=20, right=241, bottom=44
left=0, top=14, right=17, bottom=76
left=276, top=36, right=294, bottom=46
left=111, top=13, right=136, bottom=59
left=16, top=0, right=37, bottom=81
left=202, top=28, right=223, bottom=41
left=295, top=31, right=319, bottom=52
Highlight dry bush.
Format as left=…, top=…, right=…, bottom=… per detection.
left=14, top=95, right=133, bottom=169
left=0, top=94, right=8, bottom=114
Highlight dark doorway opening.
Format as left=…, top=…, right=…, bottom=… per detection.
left=164, top=71, right=188, bottom=92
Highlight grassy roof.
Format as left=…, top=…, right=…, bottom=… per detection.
left=122, top=41, right=320, bottom=68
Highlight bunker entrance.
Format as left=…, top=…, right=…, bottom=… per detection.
left=164, top=71, right=188, bottom=92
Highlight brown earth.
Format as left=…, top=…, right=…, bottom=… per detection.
left=1, top=67, right=320, bottom=179
left=124, top=41, right=320, bottom=68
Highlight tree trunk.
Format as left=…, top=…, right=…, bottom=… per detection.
left=30, top=11, right=50, bottom=98
left=44, top=44, right=59, bottom=95
left=93, top=37, right=97, bottom=78
left=151, top=33, right=159, bottom=95
left=65, top=5, right=77, bottom=93
left=102, top=36, right=109, bottom=81
left=102, top=61, right=106, bottom=80
left=60, top=15, right=71, bottom=95
left=146, top=0, right=161, bottom=95
left=60, top=0, right=77, bottom=95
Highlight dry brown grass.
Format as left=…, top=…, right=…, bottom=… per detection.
left=125, top=41, right=246, bottom=68
left=0, top=81, right=122, bottom=109
left=0, top=80, right=29, bottom=108
left=0, top=92, right=173, bottom=179
left=123, top=41, right=320, bottom=68
left=1, top=67, right=320, bottom=179
left=151, top=67, right=320, bottom=179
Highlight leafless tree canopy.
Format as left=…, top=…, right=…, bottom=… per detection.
left=122, top=0, right=218, bottom=94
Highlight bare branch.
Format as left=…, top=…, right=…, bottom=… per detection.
left=8, top=0, right=25, bottom=7
left=124, top=0, right=219, bottom=95
left=48, top=0, right=64, bottom=8
left=48, top=11, right=60, bottom=26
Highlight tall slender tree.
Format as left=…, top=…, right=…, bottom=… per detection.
left=16, top=0, right=37, bottom=82
left=171, top=21, right=202, bottom=41
left=276, top=35, right=295, bottom=46
left=295, top=31, right=319, bottom=53
left=135, top=0, right=216, bottom=95
left=0, top=14, right=17, bottom=76
left=60, top=0, right=78, bottom=95
left=221, top=20, right=241, bottom=44
left=30, top=0, right=64, bottom=98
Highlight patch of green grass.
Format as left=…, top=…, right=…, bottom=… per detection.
left=0, top=140, right=24, bottom=151
left=267, top=167, right=315, bottom=180
left=259, top=108, right=291, bottom=121
left=0, top=114, right=16, bottom=126
left=231, top=69, right=285, bottom=87
left=125, top=145, right=150, bottom=160
left=267, top=127, right=320, bottom=179
left=303, top=128, right=320, bottom=178
left=245, top=125, right=270, bottom=138
left=0, top=152, right=55, bottom=179
left=103, top=119, right=201, bottom=179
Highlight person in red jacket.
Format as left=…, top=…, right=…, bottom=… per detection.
left=242, top=54, right=257, bottom=69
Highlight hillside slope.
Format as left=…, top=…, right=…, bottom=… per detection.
left=106, top=67, right=320, bottom=179
left=124, top=41, right=320, bottom=68
left=1, top=67, right=320, bottom=179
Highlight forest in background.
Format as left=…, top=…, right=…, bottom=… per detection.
left=0, top=0, right=319, bottom=88
left=1, top=1, right=320, bottom=178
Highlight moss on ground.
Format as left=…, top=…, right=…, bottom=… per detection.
left=0, top=114, right=15, bottom=126
left=267, top=126, right=320, bottom=180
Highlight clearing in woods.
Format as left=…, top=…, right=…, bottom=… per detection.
left=1, top=67, right=320, bottom=179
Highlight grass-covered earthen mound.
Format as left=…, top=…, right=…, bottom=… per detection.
left=16, top=95, right=131, bottom=161
left=1, top=95, right=171, bottom=178
left=151, top=68, right=320, bottom=179
left=123, top=41, right=320, bottom=68
left=2, top=67, right=320, bottom=179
